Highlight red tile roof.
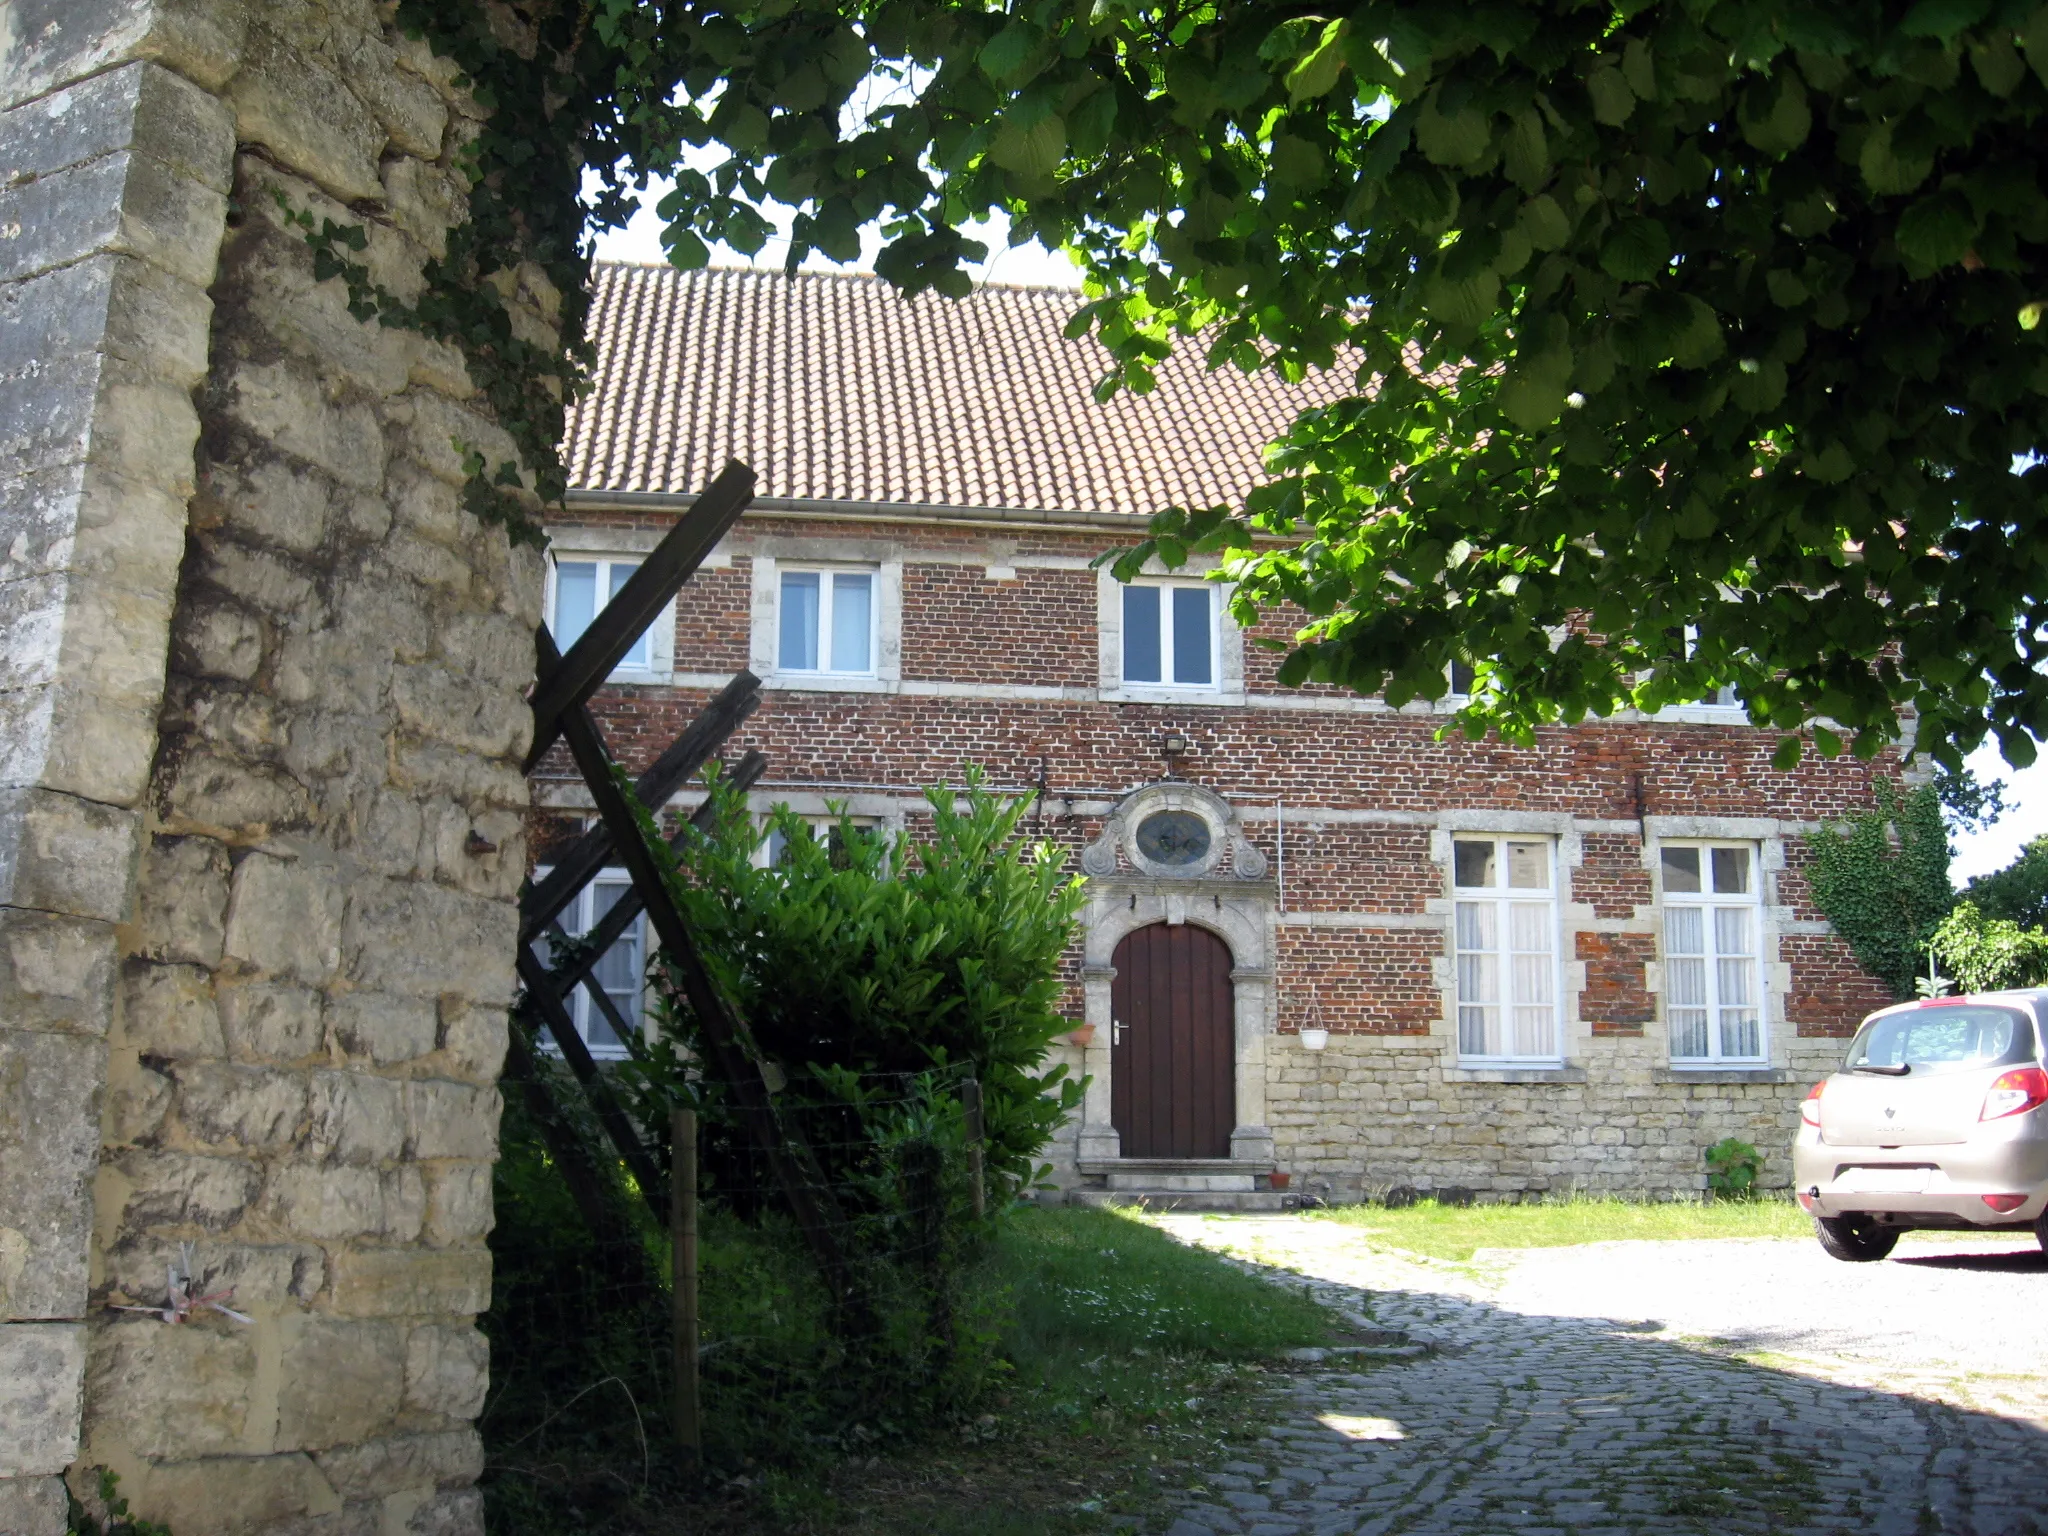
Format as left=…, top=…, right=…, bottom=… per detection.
left=564, top=263, right=1355, bottom=517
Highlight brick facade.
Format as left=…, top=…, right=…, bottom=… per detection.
left=541, top=498, right=1906, bottom=1202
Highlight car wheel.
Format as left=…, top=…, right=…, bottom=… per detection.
left=1814, top=1215, right=1901, bottom=1263
left=2037, top=1211, right=2048, bottom=1258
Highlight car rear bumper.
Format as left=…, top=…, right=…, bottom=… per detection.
left=1792, top=1125, right=2048, bottom=1225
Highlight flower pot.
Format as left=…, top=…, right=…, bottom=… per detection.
left=1066, top=1024, right=1096, bottom=1048
left=1268, top=1171, right=1292, bottom=1191
left=1299, top=1027, right=1330, bottom=1051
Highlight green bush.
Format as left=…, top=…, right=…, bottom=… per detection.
left=622, top=767, right=1086, bottom=1201
left=1931, top=900, right=2048, bottom=993
left=1704, top=1138, right=1761, bottom=1201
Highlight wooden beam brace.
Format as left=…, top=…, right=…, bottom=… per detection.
left=521, top=670, right=761, bottom=944
left=552, top=693, right=857, bottom=1301
left=524, top=460, right=754, bottom=769
left=542, top=750, right=767, bottom=1004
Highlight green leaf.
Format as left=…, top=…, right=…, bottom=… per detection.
left=1969, top=34, right=2027, bottom=94
left=990, top=108, right=1066, bottom=177
left=1622, top=38, right=1656, bottom=99
left=1766, top=268, right=1809, bottom=306
left=1894, top=188, right=1980, bottom=272
left=661, top=226, right=710, bottom=268
left=1860, top=121, right=1934, bottom=195
left=1497, top=345, right=1575, bottom=428
left=1671, top=296, right=1725, bottom=368
left=1900, top=0, right=1992, bottom=43
left=1587, top=65, right=1636, bottom=125
left=1772, top=736, right=1804, bottom=771
left=1269, top=133, right=1327, bottom=190
left=1516, top=194, right=1571, bottom=250
left=1738, top=71, right=1811, bottom=155
left=1421, top=267, right=1500, bottom=329
left=1805, top=440, right=1856, bottom=482
left=1416, top=88, right=1491, bottom=167
left=1600, top=217, right=1671, bottom=282
left=1502, top=109, right=1549, bottom=191
left=980, top=20, right=1052, bottom=87
left=1286, top=19, right=1349, bottom=102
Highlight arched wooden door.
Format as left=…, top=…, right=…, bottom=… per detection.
left=1111, top=923, right=1235, bottom=1159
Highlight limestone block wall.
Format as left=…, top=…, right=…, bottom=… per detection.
left=0, top=2, right=544, bottom=1532
left=1264, top=1033, right=1848, bottom=1204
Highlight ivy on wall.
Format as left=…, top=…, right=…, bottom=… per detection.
left=1803, top=780, right=1954, bottom=999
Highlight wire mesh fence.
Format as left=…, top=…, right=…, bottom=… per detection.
left=479, top=1037, right=998, bottom=1530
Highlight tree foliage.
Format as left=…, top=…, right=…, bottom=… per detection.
left=1960, top=832, right=2048, bottom=927
left=1802, top=779, right=1954, bottom=997
left=387, top=0, right=2046, bottom=763
left=1930, top=897, right=2048, bottom=990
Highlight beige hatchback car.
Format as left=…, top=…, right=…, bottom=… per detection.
left=1793, top=991, right=2048, bottom=1261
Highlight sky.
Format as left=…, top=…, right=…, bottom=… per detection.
left=589, top=189, right=2043, bottom=885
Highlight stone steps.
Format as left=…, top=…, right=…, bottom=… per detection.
left=1069, top=1188, right=1296, bottom=1213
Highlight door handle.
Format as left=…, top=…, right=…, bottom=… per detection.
left=1112, top=1017, right=1125, bottom=1046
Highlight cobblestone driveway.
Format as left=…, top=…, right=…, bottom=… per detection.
left=1147, top=1215, right=2048, bottom=1536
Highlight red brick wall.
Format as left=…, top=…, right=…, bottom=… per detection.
left=901, top=564, right=1095, bottom=687
left=543, top=511, right=1905, bottom=1036
left=1276, top=927, right=1441, bottom=1034
left=1578, top=931, right=1657, bottom=1034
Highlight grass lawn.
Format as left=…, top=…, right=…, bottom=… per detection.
left=740, top=1204, right=1334, bottom=1534
left=1316, top=1194, right=1816, bottom=1261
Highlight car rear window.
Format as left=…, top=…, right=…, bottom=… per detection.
left=1845, top=1004, right=2039, bottom=1075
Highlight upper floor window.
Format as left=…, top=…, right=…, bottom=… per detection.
left=1449, top=661, right=1476, bottom=696
left=536, top=868, right=647, bottom=1061
left=547, top=553, right=675, bottom=679
left=779, top=567, right=877, bottom=677
left=1453, top=836, right=1560, bottom=1064
left=1122, top=580, right=1215, bottom=688
left=1661, top=842, right=1764, bottom=1064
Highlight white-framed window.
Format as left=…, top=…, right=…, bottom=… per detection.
left=1660, top=842, right=1765, bottom=1064
left=1449, top=661, right=1477, bottom=696
left=1120, top=580, right=1216, bottom=688
left=1452, top=835, right=1561, bottom=1064
left=760, top=813, right=883, bottom=869
left=545, top=553, right=670, bottom=680
left=777, top=566, right=878, bottom=677
left=536, top=867, right=647, bottom=1061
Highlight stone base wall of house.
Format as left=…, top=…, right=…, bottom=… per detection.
left=1255, top=1034, right=1847, bottom=1202
left=1, top=3, right=540, bottom=1532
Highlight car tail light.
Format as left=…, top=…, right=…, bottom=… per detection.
left=1980, top=1066, right=2048, bottom=1122
left=1982, top=1193, right=2028, bottom=1213
left=1800, top=1080, right=1826, bottom=1127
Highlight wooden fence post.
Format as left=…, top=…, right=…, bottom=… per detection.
left=671, top=1106, right=700, bottom=1465
left=960, top=1077, right=985, bottom=1221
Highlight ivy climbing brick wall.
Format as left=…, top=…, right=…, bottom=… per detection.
left=0, top=2, right=542, bottom=1532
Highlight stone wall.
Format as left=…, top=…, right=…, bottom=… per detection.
left=0, top=3, right=541, bottom=1531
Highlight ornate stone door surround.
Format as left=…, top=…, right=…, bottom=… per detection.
left=1073, top=782, right=1277, bottom=1167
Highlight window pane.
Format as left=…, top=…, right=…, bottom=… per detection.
left=608, top=560, right=650, bottom=669
left=1713, top=905, right=1754, bottom=958
left=1661, top=846, right=1701, bottom=893
left=829, top=572, right=873, bottom=672
left=1667, top=954, right=1707, bottom=1007
left=1507, top=842, right=1547, bottom=889
left=1671, top=1010, right=1710, bottom=1059
left=1512, top=1006, right=1555, bottom=1059
left=1711, top=846, right=1751, bottom=895
left=779, top=571, right=820, bottom=671
left=1171, top=586, right=1212, bottom=685
left=1123, top=586, right=1161, bottom=682
left=1449, top=661, right=1476, bottom=695
left=1455, top=900, right=1496, bottom=954
left=1508, top=902, right=1551, bottom=960
left=1665, top=906, right=1705, bottom=958
left=554, top=561, right=597, bottom=648
left=1459, top=1004, right=1499, bottom=1056
left=1453, top=840, right=1495, bottom=888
